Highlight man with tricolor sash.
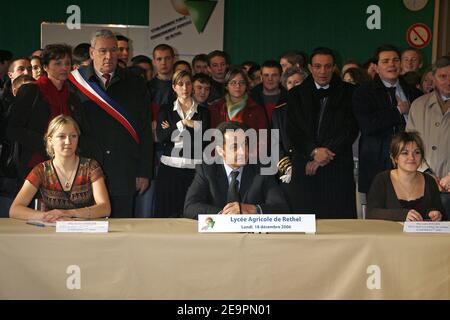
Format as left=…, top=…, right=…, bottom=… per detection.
left=69, top=29, right=153, bottom=217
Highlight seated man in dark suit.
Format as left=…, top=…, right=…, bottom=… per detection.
left=184, top=121, right=290, bottom=219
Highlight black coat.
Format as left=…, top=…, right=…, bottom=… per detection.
left=6, top=83, right=79, bottom=179
left=69, top=63, right=153, bottom=196
left=286, top=74, right=359, bottom=218
left=184, top=163, right=290, bottom=219
left=352, top=75, right=422, bottom=193
left=271, top=102, right=291, bottom=162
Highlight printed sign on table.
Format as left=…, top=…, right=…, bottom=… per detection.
left=198, top=214, right=316, bottom=234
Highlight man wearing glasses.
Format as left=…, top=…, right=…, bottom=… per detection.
left=70, top=29, right=153, bottom=218
left=287, top=47, right=359, bottom=219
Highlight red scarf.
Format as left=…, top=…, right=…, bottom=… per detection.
left=36, top=76, right=71, bottom=121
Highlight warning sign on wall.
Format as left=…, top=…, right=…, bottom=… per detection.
left=406, top=23, right=432, bottom=49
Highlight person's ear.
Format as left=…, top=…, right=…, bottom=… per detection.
left=89, top=47, right=95, bottom=60
left=215, top=145, right=224, bottom=158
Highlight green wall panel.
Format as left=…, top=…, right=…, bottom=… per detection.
left=1, top=0, right=434, bottom=67
left=224, top=0, right=435, bottom=66
left=0, top=0, right=148, bottom=57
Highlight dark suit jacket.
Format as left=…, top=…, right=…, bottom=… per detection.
left=69, top=63, right=153, bottom=196
left=184, top=163, right=290, bottom=219
left=352, top=75, right=422, bottom=193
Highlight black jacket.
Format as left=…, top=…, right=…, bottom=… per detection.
left=286, top=74, right=359, bottom=218
left=0, top=79, right=14, bottom=113
left=69, top=63, right=153, bottom=196
left=184, top=163, right=290, bottom=219
left=352, top=75, right=422, bottom=193
left=6, top=83, right=79, bottom=179
left=156, top=103, right=210, bottom=160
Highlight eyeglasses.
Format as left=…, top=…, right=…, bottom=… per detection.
left=94, top=47, right=118, bottom=56
left=228, top=80, right=246, bottom=87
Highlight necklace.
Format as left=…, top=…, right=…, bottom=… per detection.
left=53, top=158, right=78, bottom=190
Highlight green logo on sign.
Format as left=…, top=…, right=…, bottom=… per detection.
left=171, top=0, right=218, bottom=33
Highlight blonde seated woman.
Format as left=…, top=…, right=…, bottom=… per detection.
left=9, top=115, right=110, bottom=222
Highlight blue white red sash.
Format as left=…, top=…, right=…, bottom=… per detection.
left=69, top=68, right=140, bottom=144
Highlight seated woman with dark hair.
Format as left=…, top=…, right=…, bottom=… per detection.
left=9, top=115, right=110, bottom=222
left=367, top=131, right=445, bottom=221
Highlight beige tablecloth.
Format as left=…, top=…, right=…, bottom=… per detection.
left=0, top=218, right=449, bottom=299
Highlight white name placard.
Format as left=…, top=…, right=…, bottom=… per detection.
left=403, top=221, right=450, bottom=233
left=56, top=221, right=109, bottom=233
left=198, top=214, right=316, bottom=234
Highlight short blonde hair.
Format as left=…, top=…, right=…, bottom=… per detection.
left=44, top=115, right=81, bottom=158
left=172, top=69, right=192, bottom=86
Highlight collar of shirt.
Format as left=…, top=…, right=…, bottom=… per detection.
left=314, top=82, right=330, bottom=90
left=223, top=163, right=243, bottom=187
left=381, top=78, right=407, bottom=101
left=381, top=78, right=400, bottom=89
left=94, top=68, right=115, bottom=86
left=173, top=98, right=198, bottom=120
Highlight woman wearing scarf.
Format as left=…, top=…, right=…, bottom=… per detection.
left=209, top=68, right=268, bottom=131
left=7, top=44, right=74, bottom=180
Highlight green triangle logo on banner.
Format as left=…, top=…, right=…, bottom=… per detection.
left=185, top=0, right=218, bottom=33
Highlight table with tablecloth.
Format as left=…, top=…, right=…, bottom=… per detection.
left=0, top=218, right=449, bottom=299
